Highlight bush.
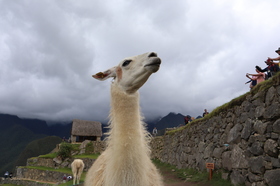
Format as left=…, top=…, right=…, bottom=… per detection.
left=85, top=142, right=94, bottom=154
left=57, top=142, right=73, bottom=160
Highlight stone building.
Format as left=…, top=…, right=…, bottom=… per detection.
left=71, top=119, right=102, bottom=143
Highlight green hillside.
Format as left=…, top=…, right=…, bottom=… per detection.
left=0, top=124, right=47, bottom=175
left=15, top=136, right=62, bottom=168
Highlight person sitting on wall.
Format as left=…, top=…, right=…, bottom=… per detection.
left=256, top=59, right=279, bottom=79
left=268, top=47, right=280, bottom=67
left=246, top=67, right=266, bottom=89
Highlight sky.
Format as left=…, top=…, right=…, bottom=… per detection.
left=1, top=0, right=280, bottom=124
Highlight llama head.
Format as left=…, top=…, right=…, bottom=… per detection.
left=93, top=52, right=161, bottom=94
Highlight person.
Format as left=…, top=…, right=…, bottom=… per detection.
left=268, top=47, right=280, bottom=67
left=63, top=174, right=67, bottom=183
left=9, top=172, right=13, bottom=179
left=246, top=67, right=265, bottom=89
left=184, top=115, right=191, bottom=124
left=203, top=109, right=209, bottom=117
left=4, top=171, right=9, bottom=179
left=152, top=127, right=157, bottom=137
left=256, top=59, right=279, bottom=79
left=245, top=73, right=257, bottom=89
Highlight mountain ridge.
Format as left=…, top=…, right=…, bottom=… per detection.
left=0, top=111, right=188, bottom=175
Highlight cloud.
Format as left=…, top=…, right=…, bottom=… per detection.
left=0, top=0, right=279, bottom=123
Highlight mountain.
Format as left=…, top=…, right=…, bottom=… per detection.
left=155, top=112, right=185, bottom=130
left=0, top=114, right=67, bottom=175
left=0, top=123, right=47, bottom=175
left=15, top=136, right=62, bottom=168
left=0, top=112, right=186, bottom=176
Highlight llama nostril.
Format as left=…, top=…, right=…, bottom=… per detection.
left=148, top=52, right=157, bottom=57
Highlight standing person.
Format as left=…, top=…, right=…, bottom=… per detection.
left=203, top=109, right=209, bottom=117
left=152, top=127, right=158, bottom=137
left=4, top=171, right=9, bottom=179
left=9, top=172, right=13, bottom=179
left=184, top=115, right=191, bottom=124
left=268, top=47, right=280, bottom=67
left=246, top=67, right=266, bottom=89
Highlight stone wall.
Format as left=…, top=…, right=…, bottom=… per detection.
left=150, top=85, right=280, bottom=186
left=27, top=157, right=95, bottom=171
left=0, top=178, right=51, bottom=186
left=16, top=167, right=65, bottom=182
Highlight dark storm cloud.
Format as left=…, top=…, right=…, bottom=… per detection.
left=0, top=0, right=280, bottom=123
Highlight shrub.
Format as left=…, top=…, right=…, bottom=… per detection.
left=57, top=142, right=73, bottom=160
left=85, top=142, right=94, bottom=154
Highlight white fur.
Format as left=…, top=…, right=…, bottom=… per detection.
left=85, top=52, right=163, bottom=186
left=71, top=159, right=85, bottom=185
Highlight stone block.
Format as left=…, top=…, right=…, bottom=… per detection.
left=241, top=119, right=253, bottom=140
left=272, top=118, right=280, bottom=133
left=227, top=124, right=242, bottom=143
left=248, top=171, right=262, bottom=182
left=249, top=141, right=264, bottom=156
left=264, top=169, right=280, bottom=186
left=231, top=145, right=249, bottom=169
left=249, top=156, right=265, bottom=174
left=265, top=86, right=276, bottom=105
left=264, top=102, right=280, bottom=119
left=230, top=169, right=246, bottom=186
left=222, top=151, right=232, bottom=171
left=253, top=120, right=268, bottom=135
left=264, top=139, right=279, bottom=158
left=213, top=147, right=223, bottom=159
left=271, top=158, right=280, bottom=168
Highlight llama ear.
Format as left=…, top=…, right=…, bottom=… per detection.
left=92, top=66, right=117, bottom=81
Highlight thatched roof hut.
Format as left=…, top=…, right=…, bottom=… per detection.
left=71, top=119, right=102, bottom=143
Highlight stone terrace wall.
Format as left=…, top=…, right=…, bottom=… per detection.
left=16, top=167, right=65, bottom=182
left=0, top=178, right=51, bottom=186
left=151, top=85, right=280, bottom=186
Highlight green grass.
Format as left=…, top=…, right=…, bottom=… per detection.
left=73, top=153, right=99, bottom=159
left=38, top=152, right=57, bottom=158
left=153, top=159, right=233, bottom=186
left=25, top=166, right=72, bottom=174
left=0, top=185, right=24, bottom=186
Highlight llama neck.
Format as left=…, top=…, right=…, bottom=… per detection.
left=109, top=83, right=143, bottom=138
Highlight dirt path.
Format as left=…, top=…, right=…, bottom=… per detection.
left=161, top=168, right=199, bottom=186
left=159, top=165, right=212, bottom=186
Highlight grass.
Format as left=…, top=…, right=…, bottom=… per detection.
left=73, top=153, right=99, bottom=159
left=56, top=173, right=87, bottom=186
left=39, top=153, right=57, bottom=158
left=25, top=166, right=73, bottom=174
left=153, top=159, right=233, bottom=186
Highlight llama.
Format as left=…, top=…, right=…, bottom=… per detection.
left=84, top=52, right=163, bottom=186
left=71, top=159, right=85, bottom=185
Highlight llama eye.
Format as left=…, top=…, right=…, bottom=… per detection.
left=122, top=60, right=132, bottom=67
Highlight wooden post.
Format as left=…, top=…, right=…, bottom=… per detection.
left=206, top=163, right=214, bottom=180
